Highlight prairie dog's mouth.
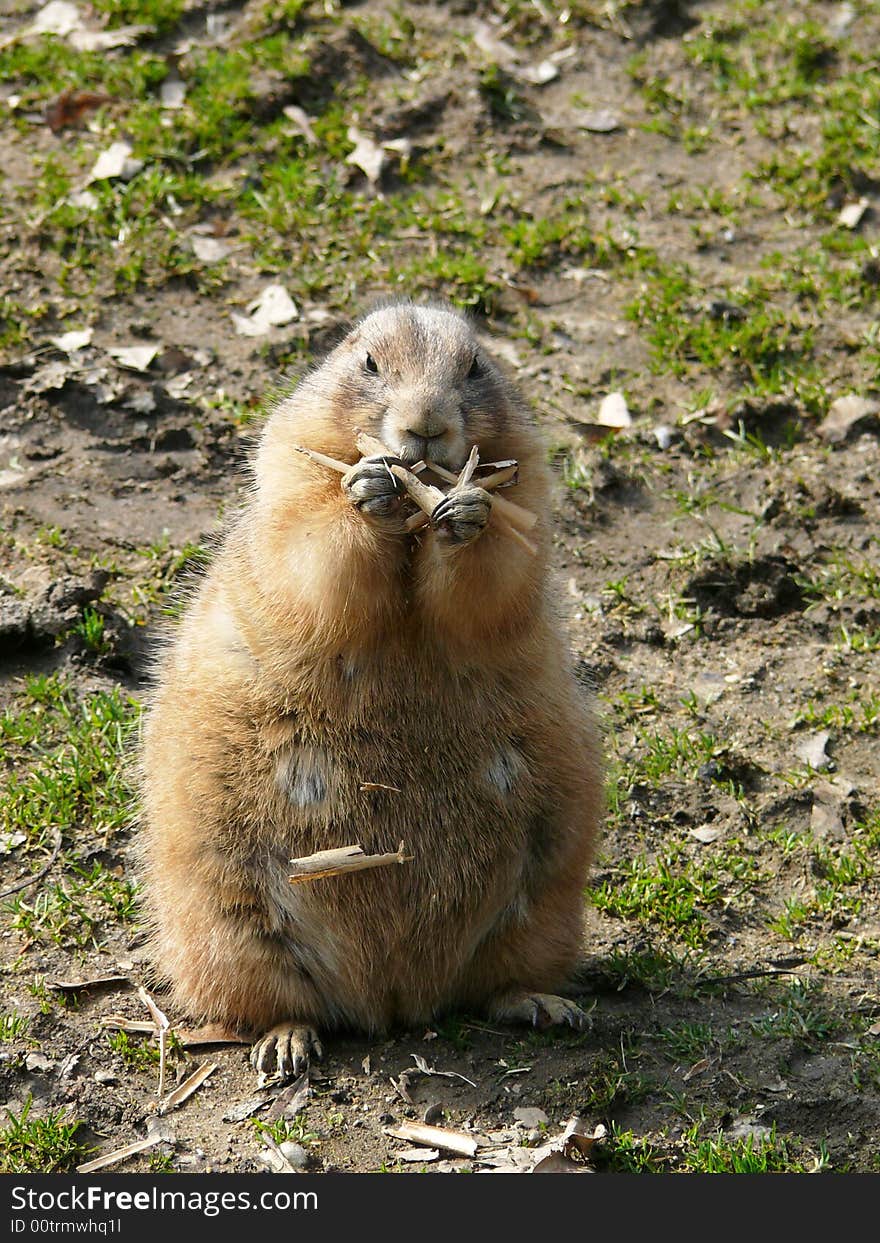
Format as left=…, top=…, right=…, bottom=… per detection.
left=394, top=435, right=469, bottom=475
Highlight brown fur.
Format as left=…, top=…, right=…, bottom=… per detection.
left=138, top=302, right=602, bottom=1055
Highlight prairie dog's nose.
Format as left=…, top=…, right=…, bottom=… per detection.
left=401, top=402, right=447, bottom=440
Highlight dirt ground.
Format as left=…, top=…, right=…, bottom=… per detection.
left=1, top=0, right=879, bottom=1174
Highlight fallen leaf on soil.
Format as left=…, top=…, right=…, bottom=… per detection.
left=70, top=24, right=152, bottom=52
left=87, top=140, right=143, bottom=184
left=513, top=1107, right=548, bottom=1128
left=45, top=90, right=111, bottom=132
left=527, top=1117, right=605, bottom=1174
left=108, top=344, right=159, bottom=372
left=472, top=22, right=558, bottom=85
left=157, top=1061, right=218, bottom=1115
left=866, top=1021, right=880, bottom=1037
left=223, top=1097, right=270, bottom=1123
left=25, top=1052, right=54, bottom=1073
left=837, top=197, right=869, bottom=230
left=810, top=780, right=849, bottom=841
left=23, top=360, right=77, bottom=393
left=50, top=328, right=92, bottom=353
left=519, top=59, right=558, bottom=85
left=265, top=1071, right=310, bottom=1121
left=383, top=1121, right=480, bottom=1158
left=689, top=825, right=723, bottom=845
left=570, top=108, right=620, bottom=132
left=795, top=730, right=831, bottom=771
left=68, top=188, right=98, bottom=210
left=683, top=1056, right=712, bottom=1080
left=531, top=1151, right=594, bottom=1173
left=817, top=394, right=880, bottom=444
left=345, top=126, right=386, bottom=184
left=160, top=75, right=186, bottom=110
left=191, top=235, right=232, bottom=264
left=0, top=831, right=27, bottom=853
left=282, top=105, right=318, bottom=144
left=597, top=392, right=632, bottom=428
left=48, top=974, right=129, bottom=992
left=232, top=284, right=298, bottom=337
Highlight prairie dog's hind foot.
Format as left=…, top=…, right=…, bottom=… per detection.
left=490, top=991, right=592, bottom=1033
left=250, top=1022, right=323, bottom=1086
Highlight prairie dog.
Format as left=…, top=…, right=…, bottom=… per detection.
left=139, top=302, right=602, bottom=1081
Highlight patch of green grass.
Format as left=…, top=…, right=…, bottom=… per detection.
left=597, top=1125, right=668, bottom=1173
left=72, top=608, right=110, bottom=655
left=625, top=259, right=819, bottom=402
left=1, top=675, right=138, bottom=836
left=577, top=1047, right=653, bottom=1117
left=681, top=1125, right=829, bottom=1173
left=252, top=1115, right=318, bottom=1147
left=0, top=1097, right=88, bottom=1173
left=590, top=850, right=724, bottom=947
left=747, top=980, right=840, bottom=1046
left=8, top=861, right=138, bottom=949
left=656, top=1022, right=715, bottom=1063
left=0, top=1014, right=30, bottom=1042
left=597, top=947, right=694, bottom=994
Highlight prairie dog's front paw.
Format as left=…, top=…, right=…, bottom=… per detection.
left=431, top=484, right=492, bottom=546
left=341, top=455, right=405, bottom=521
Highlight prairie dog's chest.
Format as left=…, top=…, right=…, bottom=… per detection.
left=259, top=654, right=535, bottom=844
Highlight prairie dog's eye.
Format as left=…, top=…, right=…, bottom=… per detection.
left=467, top=353, right=482, bottom=380
left=365, top=353, right=379, bottom=374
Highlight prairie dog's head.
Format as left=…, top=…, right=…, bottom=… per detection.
left=314, top=302, right=516, bottom=470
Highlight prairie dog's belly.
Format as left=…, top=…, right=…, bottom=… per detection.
left=250, top=678, right=541, bottom=1024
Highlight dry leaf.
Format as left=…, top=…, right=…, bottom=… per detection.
left=837, top=197, right=869, bottom=230
left=191, top=235, right=231, bottom=263
left=571, top=108, right=620, bottom=132
left=396, top=1146, right=441, bottom=1163
left=265, top=1072, right=310, bottom=1122
left=795, top=730, right=831, bottom=771
left=77, top=1134, right=165, bottom=1174
left=160, top=75, right=186, bottom=110
left=108, top=344, right=159, bottom=372
left=232, top=284, right=298, bottom=337
left=69, top=24, right=152, bottom=52
left=45, top=90, right=111, bottom=132
left=345, top=126, right=386, bottom=185
left=47, top=974, right=127, bottom=992
left=50, top=328, right=92, bottom=353
left=283, top=105, right=317, bottom=144
left=817, top=394, right=880, bottom=444
left=87, top=140, right=143, bottom=184
left=157, top=1062, right=217, bottom=1115
left=597, top=392, right=632, bottom=428
left=689, top=825, right=722, bottom=845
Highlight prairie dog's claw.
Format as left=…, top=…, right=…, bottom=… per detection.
left=342, top=456, right=405, bottom=519
left=431, top=484, right=491, bottom=545
left=250, top=1022, right=323, bottom=1086
left=491, top=992, right=591, bottom=1032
